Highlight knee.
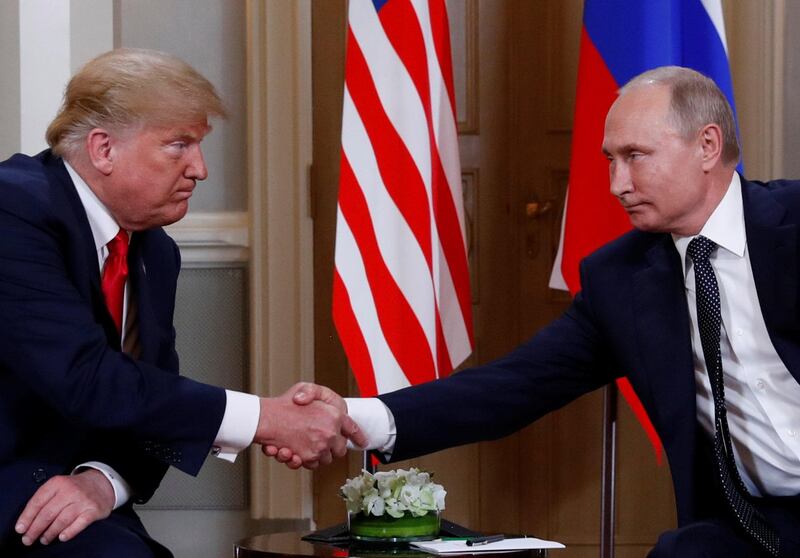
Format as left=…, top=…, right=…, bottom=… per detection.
left=649, top=521, right=756, bottom=558
left=20, top=517, right=167, bottom=558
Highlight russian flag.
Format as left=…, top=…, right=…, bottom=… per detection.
left=550, top=0, right=740, bottom=460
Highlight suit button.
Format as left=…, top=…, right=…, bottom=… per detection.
left=32, top=468, right=47, bottom=484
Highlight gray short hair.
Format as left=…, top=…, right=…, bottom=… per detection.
left=619, top=66, right=740, bottom=165
left=46, top=48, right=226, bottom=160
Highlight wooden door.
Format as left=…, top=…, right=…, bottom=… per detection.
left=311, top=2, right=675, bottom=556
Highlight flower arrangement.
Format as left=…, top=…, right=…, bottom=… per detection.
left=340, top=468, right=446, bottom=518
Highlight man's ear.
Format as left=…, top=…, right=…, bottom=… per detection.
left=85, top=129, right=114, bottom=175
left=699, top=123, right=723, bottom=172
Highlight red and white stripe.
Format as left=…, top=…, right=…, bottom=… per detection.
left=333, top=0, right=473, bottom=397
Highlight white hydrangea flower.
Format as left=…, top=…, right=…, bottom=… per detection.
left=362, top=488, right=385, bottom=516
left=340, top=468, right=446, bottom=517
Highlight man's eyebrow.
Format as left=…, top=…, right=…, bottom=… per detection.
left=603, top=143, right=647, bottom=156
left=171, top=127, right=211, bottom=142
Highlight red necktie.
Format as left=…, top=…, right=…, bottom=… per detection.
left=101, top=229, right=129, bottom=334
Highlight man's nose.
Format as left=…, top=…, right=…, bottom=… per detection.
left=187, top=145, right=208, bottom=180
left=609, top=162, right=632, bottom=197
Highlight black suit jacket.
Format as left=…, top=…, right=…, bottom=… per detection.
left=0, top=151, right=227, bottom=544
left=380, top=176, right=800, bottom=536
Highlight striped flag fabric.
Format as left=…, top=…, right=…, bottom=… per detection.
left=333, top=0, right=474, bottom=397
left=549, top=0, right=740, bottom=459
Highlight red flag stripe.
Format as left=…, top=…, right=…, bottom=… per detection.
left=561, top=28, right=630, bottom=293
left=334, top=206, right=412, bottom=394
left=432, top=163, right=474, bottom=350
left=409, top=0, right=474, bottom=348
left=426, top=0, right=457, bottom=122
left=378, top=0, right=474, bottom=355
left=332, top=270, right=379, bottom=397
left=341, top=87, right=438, bottom=351
left=345, top=27, right=434, bottom=270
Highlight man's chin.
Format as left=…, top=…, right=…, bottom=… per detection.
left=627, top=214, right=661, bottom=233
left=129, top=204, right=189, bottom=230
left=161, top=203, right=190, bottom=227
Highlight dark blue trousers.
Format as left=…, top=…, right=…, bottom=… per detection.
left=3, top=507, right=171, bottom=558
left=649, top=514, right=800, bottom=558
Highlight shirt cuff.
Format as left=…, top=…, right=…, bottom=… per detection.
left=72, top=462, right=131, bottom=510
left=211, top=390, right=261, bottom=462
left=345, top=397, right=396, bottom=455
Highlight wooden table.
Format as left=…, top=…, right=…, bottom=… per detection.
left=235, top=532, right=548, bottom=558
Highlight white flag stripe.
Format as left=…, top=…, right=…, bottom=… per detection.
left=436, top=242, right=472, bottom=367
left=700, top=0, right=728, bottom=53
left=349, top=1, right=433, bottom=201
left=409, top=0, right=468, bottom=240
left=548, top=193, right=570, bottom=291
left=342, top=87, right=438, bottom=352
left=335, top=208, right=412, bottom=394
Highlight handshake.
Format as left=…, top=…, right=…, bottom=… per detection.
left=255, top=382, right=368, bottom=470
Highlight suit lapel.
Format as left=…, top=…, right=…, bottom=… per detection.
left=39, top=152, right=120, bottom=345
left=632, top=236, right=696, bottom=434
left=742, top=179, right=800, bottom=381
left=632, top=235, right=701, bottom=519
left=128, top=232, right=158, bottom=363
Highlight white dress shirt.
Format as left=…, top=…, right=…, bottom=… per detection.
left=348, top=174, right=800, bottom=497
left=672, top=173, right=800, bottom=497
left=65, top=163, right=259, bottom=508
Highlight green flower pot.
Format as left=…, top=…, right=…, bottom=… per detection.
left=348, top=511, right=440, bottom=541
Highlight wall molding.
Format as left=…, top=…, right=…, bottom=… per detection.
left=166, top=211, right=249, bottom=266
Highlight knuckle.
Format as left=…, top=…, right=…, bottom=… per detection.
left=39, top=508, right=58, bottom=524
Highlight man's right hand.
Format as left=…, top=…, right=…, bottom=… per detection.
left=15, top=469, right=114, bottom=547
left=255, top=383, right=367, bottom=469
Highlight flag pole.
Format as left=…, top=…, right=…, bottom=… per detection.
left=599, top=382, right=618, bottom=558
left=362, top=451, right=376, bottom=474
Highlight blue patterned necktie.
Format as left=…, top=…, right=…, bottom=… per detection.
left=687, top=235, right=780, bottom=556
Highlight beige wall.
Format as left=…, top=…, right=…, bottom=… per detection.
left=118, top=0, right=247, bottom=212
left=724, top=0, right=784, bottom=180
left=784, top=1, right=800, bottom=179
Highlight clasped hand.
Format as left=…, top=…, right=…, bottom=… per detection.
left=256, top=382, right=366, bottom=470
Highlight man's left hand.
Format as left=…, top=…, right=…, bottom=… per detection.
left=15, top=469, right=114, bottom=546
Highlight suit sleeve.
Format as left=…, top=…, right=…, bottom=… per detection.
left=0, top=194, right=225, bottom=476
left=379, top=263, right=620, bottom=462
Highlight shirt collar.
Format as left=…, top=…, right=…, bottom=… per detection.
left=672, top=173, right=745, bottom=279
left=64, top=161, right=122, bottom=252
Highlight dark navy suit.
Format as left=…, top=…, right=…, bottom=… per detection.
left=0, top=151, right=227, bottom=555
left=379, top=177, right=800, bottom=556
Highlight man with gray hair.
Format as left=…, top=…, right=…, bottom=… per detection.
left=284, top=66, right=800, bottom=556
left=0, top=48, right=365, bottom=557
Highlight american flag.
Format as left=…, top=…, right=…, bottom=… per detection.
left=333, top=0, right=473, bottom=397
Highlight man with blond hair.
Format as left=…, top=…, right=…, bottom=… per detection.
left=0, top=48, right=365, bottom=557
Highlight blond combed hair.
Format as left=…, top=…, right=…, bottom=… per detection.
left=619, top=66, right=740, bottom=165
left=46, top=48, right=227, bottom=159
